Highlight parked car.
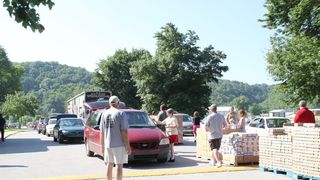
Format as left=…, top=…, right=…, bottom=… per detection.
left=40, top=118, right=49, bottom=135
left=84, top=109, right=170, bottom=163
left=246, top=117, right=290, bottom=134
left=174, top=113, right=193, bottom=136
left=36, top=118, right=46, bottom=134
left=53, top=118, right=84, bottom=143
left=46, top=118, right=57, bottom=136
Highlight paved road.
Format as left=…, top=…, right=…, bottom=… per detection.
left=0, top=130, right=291, bottom=180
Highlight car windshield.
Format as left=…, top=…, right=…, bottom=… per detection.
left=60, top=119, right=84, bottom=127
left=126, top=112, right=156, bottom=128
left=48, top=119, right=56, bottom=124
left=183, top=115, right=192, bottom=122
left=266, top=118, right=289, bottom=128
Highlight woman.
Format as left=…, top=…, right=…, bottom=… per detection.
left=192, top=111, right=201, bottom=142
left=158, top=108, right=179, bottom=162
left=238, top=110, right=248, bottom=132
left=226, top=106, right=239, bottom=127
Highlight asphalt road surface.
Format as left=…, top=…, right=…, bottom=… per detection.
left=0, top=130, right=291, bottom=180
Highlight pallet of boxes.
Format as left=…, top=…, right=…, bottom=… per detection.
left=259, top=124, right=320, bottom=179
left=196, top=127, right=259, bottom=166
left=220, top=132, right=259, bottom=166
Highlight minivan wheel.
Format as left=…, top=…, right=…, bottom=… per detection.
left=85, top=140, right=94, bottom=157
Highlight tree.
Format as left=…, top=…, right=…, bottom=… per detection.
left=262, top=1, right=320, bottom=106
left=260, top=0, right=320, bottom=37
left=0, top=46, right=23, bottom=103
left=231, top=96, right=250, bottom=111
left=266, top=35, right=320, bottom=104
left=0, top=91, right=38, bottom=128
left=3, top=0, right=54, bottom=33
left=95, top=49, right=151, bottom=109
left=248, top=104, right=263, bottom=116
left=131, top=23, right=228, bottom=115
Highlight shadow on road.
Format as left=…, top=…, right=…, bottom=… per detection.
left=0, top=131, right=83, bottom=154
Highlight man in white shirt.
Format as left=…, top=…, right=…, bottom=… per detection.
left=205, top=104, right=227, bottom=168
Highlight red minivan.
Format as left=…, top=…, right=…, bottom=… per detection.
left=84, top=108, right=170, bottom=163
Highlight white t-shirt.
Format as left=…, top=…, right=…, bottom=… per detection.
left=206, top=112, right=227, bottom=139
left=162, top=116, right=178, bottom=135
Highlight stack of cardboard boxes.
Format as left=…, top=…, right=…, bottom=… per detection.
left=220, top=132, right=259, bottom=165
left=259, top=125, right=320, bottom=178
left=292, top=126, right=320, bottom=178
left=196, top=127, right=259, bottom=165
left=259, top=128, right=293, bottom=171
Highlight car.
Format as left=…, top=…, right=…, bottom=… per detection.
left=36, top=118, right=46, bottom=134
left=53, top=118, right=84, bottom=143
left=245, top=117, right=290, bottom=135
left=45, top=118, right=57, bottom=136
left=40, top=118, right=49, bottom=135
left=173, top=113, right=193, bottom=136
left=84, top=109, right=170, bottom=163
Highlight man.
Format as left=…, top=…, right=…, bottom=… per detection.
left=205, top=104, right=227, bottom=168
left=157, top=104, right=167, bottom=122
left=0, top=113, right=6, bottom=142
left=294, top=100, right=315, bottom=124
left=100, top=96, right=131, bottom=180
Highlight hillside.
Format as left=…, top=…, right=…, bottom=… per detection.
left=21, top=61, right=97, bottom=115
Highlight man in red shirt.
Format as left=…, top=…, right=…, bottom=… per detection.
left=294, top=100, right=315, bottom=123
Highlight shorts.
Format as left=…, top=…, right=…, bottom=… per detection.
left=209, top=138, right=222, bottom=150
left=168, top=135, right=179, bottom=144
left=104, top=146, right=128, bottom=165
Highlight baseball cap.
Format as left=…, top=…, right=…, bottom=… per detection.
left=109, top=96, right=120, bottom=104
left=208, top=104, right=217, bottom=110
left=166, top=108, right=174, bottom=114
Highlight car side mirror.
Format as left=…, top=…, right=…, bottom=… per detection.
left=258, top=124, right=265, bottom=129
left=93, top=125, right=100, bottom=130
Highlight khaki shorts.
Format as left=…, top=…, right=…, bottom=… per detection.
left=104, top=146, right=128, bottom=165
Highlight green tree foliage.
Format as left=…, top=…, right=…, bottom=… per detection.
left=95, top=49, right=151, bottom=109
left=266, top=35, right=320, bottom=104
left=131, top=23, right=228, bottom=115
left=231, top=96, right=250, bottom=111
left=3, top=0, right=54, bottom=32
left=260, top=85, right=294, bottom=111
left=0, top=91, right=38, bottom=127
left=21, top=61, right=96, bottom=115
left=248, top=104, right=264, bottom=115
left=208, top=80, right=272, bottom=106
left=0, top=46, right=23, bottom=103
left=261, top=0, right=320, bottom=37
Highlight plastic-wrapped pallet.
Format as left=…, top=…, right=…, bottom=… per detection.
left=220, top=132, right=259, bottom=165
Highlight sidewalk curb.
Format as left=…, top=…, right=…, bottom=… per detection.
left=4, top=129, right=26, bottom=139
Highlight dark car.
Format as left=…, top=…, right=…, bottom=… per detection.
left=53, top=118, right=84, bottom=143
left=84, top=109, right=170, bottom=163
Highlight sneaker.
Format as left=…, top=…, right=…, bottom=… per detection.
left=168, top=158, right=175, bottom=162
left=209, top=160, right=216, bottom=166
left=216, top=161, right=222, bottom=168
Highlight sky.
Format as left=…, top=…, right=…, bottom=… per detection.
left=0, top=0, right=275, bottom=85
